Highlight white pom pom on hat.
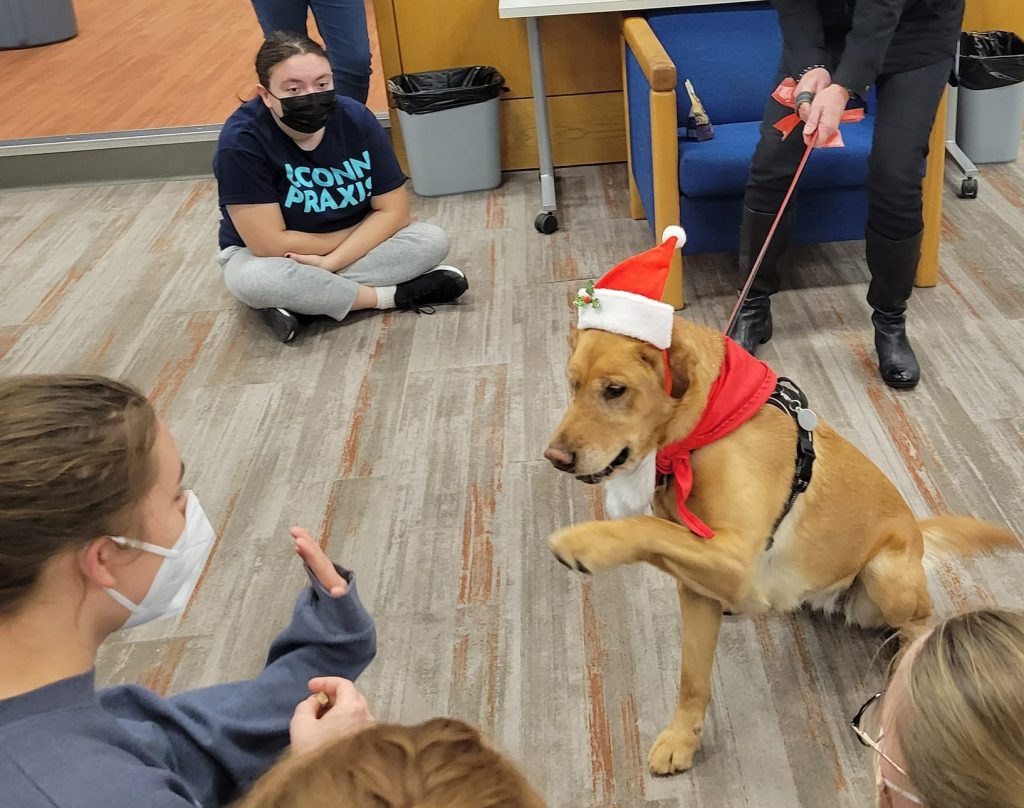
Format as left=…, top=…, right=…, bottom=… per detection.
left=661, top=225, right=687, bottom=249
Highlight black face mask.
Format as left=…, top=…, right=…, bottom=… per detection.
left=271, top=88, right=335, bottom=133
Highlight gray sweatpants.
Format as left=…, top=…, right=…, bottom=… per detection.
left=217, top=222, right=450, bottom=320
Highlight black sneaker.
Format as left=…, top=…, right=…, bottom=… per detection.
left=394, top=266, right=468, bottom=313
left=259, top=307, right=299, bottom=343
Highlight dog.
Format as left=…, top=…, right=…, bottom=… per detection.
left=544, top=315, right=1018, bottom=776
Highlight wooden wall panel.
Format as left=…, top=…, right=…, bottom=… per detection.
left=964, top=0, right=1024, bottom=34
left=388, top=0, right=621, bottom=98
left=389, top=91, right=626, bottom=174
left=499, top=92, right=626, bottom=167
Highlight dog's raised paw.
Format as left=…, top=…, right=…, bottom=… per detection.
left=548, top=523, right=637, bottom=575
left=647, top=728, right=699, bottom=776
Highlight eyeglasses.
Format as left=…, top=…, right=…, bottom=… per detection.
left=851, top=692, right=925, bottom=805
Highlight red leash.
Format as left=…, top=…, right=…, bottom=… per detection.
left=724, top=140, right=814, bottom=336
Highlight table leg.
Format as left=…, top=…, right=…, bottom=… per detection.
left=944, top=85, right=980, bottom=198
left=526, top=15, right=559, bottom=233
left=944, top=43, right=979, bottom=199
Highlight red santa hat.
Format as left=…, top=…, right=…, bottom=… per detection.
left=575, top=226, right=686, bottom=350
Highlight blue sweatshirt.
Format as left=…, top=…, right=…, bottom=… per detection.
left=0, top=570, right=376, bottom=808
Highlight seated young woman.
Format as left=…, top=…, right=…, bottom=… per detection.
left=214, top=32, right=468, bottom=343
left=0, top=374, right=376, bottom=806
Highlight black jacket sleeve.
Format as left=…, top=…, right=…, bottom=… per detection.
left=771, top=0, right=828, bottom=78
left=832, top=0, right=910, bottom=96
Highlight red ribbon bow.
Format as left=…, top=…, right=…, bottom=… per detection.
left=772, top=78, right=865, bottom=148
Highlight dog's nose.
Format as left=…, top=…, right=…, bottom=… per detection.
left=544, top=446, right=576, bottom=472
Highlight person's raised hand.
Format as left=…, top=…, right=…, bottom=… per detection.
left=291, top=527, right=348, bottom=597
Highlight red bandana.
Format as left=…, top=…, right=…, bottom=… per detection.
left=655, top=338, right=777, bottom=539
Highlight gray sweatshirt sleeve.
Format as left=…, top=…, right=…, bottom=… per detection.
left=98, top=569, right=376, bottom=806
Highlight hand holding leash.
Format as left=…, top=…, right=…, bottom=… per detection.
left=804, top=84, right=852, bottom=147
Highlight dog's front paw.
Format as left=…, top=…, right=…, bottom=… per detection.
left=548, top=522, right=638, bottom=575
left=647, top=726, right=701, bottom=776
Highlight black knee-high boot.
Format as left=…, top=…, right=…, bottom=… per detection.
left=726, top=206, right=793, bottom=355
left=866, top=229, right=922, bottom=389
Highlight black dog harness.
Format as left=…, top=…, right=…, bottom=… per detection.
left=764, top=377, right=817, bottom=550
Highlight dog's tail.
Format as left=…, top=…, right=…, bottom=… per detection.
left=919, top=516, right=1019, bottom=559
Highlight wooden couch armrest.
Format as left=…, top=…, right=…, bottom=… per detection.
left=622, top=17, right=676, bottom=92
left=916, top=89, right=947, bottom=288
left=622, top=16, right=684, bottom=308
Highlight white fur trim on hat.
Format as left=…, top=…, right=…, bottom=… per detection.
left=661, top=225, right=687, bottom=248
left=577, top=288, right=674, bottom=349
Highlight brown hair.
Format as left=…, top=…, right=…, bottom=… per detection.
left=255, top=31, right=329, bottom=88
left=0, top=374, right=158, bottom=617
left=239, top=718, right=547, bottom=808
left=899, top=609, right=1024, bottom=808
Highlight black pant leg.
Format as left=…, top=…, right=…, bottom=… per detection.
left=743, top=71, right=809, bottom=215
left=867, top=57, right=953, bottom=241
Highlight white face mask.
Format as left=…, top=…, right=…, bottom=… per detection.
left=875, top=750, right=925, bottom=806
left=104, top=492, right=216, bottom=628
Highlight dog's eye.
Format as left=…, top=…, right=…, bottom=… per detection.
left=604, top=384, right=626, bottom=400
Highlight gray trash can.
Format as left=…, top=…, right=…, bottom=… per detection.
left=389, top=66, right=504, bottom=197
left=0, top=0, right=78, bottom=49
left=956, top=31, right=1024, bottom=164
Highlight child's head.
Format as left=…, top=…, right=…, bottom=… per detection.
left=240, top=718, right=547, bottom=808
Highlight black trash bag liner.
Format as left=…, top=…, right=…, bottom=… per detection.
left=959, top=31, right=1024, bottom=90
left=388, top=66, right=505, bottom=115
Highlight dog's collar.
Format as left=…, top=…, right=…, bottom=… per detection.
left=764, top=377, right=817, bottom=550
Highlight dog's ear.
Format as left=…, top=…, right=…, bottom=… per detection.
left=665, top=330, right=692, bottom=400
left=568, top=325, right=579, bottom=352
left=637, top=344, right=690, bottom=398
left=667, top=352, right=690, bottom=399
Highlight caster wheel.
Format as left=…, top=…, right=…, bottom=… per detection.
left=534, top=211, right=559, bottom=234
left=959, top=178, right=979, bottom=199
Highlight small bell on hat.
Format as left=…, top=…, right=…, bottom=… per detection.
left=575, top=225, right=686, bottom=350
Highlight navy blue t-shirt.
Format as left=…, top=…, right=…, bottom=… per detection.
left=213, top=96, right=407, bottom=249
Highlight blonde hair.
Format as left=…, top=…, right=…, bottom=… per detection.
left=239, top=718, right=547, bottom=808
left=900, top=609, right=1024, bottom=808
left=0, top=374, right=157, bottom=617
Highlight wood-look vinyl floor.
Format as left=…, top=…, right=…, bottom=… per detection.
left=2, top=157, right=1023, bottom=806
left=0, top=0, right=387, bottom=140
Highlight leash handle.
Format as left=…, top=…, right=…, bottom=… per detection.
left=724, top=140, right=815, bottom=336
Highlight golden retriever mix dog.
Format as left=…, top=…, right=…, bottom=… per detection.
left=544, top=316, right=1017, bottom=776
